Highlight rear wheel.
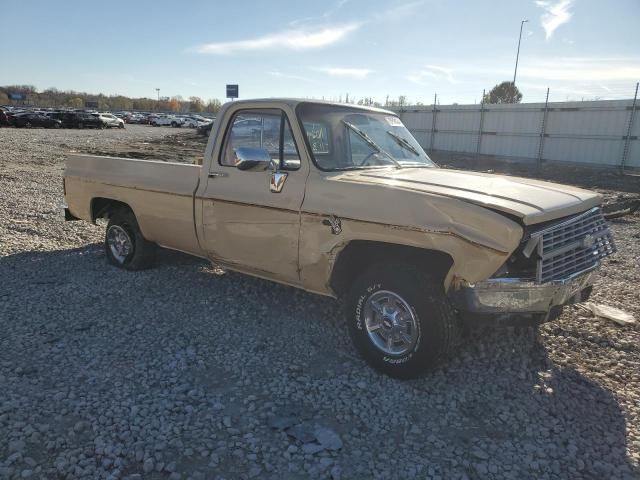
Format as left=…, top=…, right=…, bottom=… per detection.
left=77, top=122, right=84, bottom=129
left=345, top=263, right=457, bottom=378
left=105, top=210, right=155, bottom=270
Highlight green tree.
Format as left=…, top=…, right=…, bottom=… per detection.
left=483, top=81, right=522, bottom=104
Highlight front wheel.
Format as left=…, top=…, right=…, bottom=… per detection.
left=345, top=264, right=457, bottom=379
left=105, top=210, right=155, bottom=270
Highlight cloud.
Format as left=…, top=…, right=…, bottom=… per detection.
left=312, top=67, right=374, bottom=78
left=267, top=71, right=316, bottom=83
left=424, top=57, right=640, bottom=83
left=289, top=0, right=351, bottom=26
left=192, top=1, right=424, bottom=56
left=535, top=0, right=574, bottom=40
left=407, top=65, right=458, bottom=85
left=192, top=23, right=359, bottom=54
left=518, top=57, right=640, bottom=81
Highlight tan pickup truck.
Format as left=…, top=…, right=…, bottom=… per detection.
left=64, top=99, right=616, bottom=378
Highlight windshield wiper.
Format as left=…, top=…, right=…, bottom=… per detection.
left=386, top=130, right=420, bottom=156
left=342, top=120, right=401, bottom=168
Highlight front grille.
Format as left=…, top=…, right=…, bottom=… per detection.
left=533, top=207, right=616, bottom=283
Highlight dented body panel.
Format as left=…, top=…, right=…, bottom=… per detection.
left=299, top=168, right=523, bottom=295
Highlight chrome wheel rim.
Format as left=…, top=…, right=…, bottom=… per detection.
left=363, top=290, right=419, bottom=356
left=107, top=225, right=133, bottom=263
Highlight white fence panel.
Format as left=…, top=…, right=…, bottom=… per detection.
left=392, top=99, right=639, bottom=169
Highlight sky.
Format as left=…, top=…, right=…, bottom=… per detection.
left=2, top=0, right=639, bottom=105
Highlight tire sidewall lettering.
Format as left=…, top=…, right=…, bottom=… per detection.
left=355, top=283, right=382, bottom=331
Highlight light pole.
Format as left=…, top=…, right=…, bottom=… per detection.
left=513, top=19, right=528, bottom=90
left=155, top=88, right=160, bottom=101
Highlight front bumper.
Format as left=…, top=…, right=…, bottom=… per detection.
left=450, top=267, right=597, bottom=325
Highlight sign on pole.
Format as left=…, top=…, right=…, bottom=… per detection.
left=85, top=101, right=99, bottom=109
left=8, top=92, right=27, bottom=101
left=226, top=84, right=239, bottom=100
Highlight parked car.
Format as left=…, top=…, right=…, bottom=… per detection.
left=124, top=113, right=143, bottom=124
left=0, top=108, right=12, bottom=126
left=63, top=112, right=106, bottom=129
left=14, top=113, right=63, bottom=128
left=179, top=115, right=209, bottom=128
left=152, top=115, right=184, bottom=127
left=96, top=113, right=125, bottom=129
left=196, top=119, right=214, bottom=136
left=231, top=118, right=263, bottom=137
left=44, top=111, right=67, bottom=122
left=63, top=99, right=616, bottom=378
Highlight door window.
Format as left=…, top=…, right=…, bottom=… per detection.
left=220, top=109, right=300, bottom=170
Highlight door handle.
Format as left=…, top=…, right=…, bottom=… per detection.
left=208, top=171, right=227, bottom=178
left=270, top=171, right=288, bottom=193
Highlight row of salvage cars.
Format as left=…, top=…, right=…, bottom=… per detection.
left=0, top=108, right=125, bottom=129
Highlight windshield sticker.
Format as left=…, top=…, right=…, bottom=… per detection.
left=385, top=116, right=403, bottom=126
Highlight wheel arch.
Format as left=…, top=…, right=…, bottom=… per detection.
left=90, top=197, right=134, bottom=223
left=329, top=240, right=454, bottom=298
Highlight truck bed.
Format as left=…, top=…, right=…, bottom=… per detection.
left=65, top=155, right=203, bottom=256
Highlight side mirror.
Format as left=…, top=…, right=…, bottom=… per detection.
left=234, top=147, right=272, bottom=171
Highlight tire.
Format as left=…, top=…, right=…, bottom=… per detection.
left=78, top=122, right=84, bottom=129
left=25, top=122, right=32, bottom=128
left=104, top=209, right=155, bottom=270
left=119, top=123, right=125, bottom=129
left=345, top=263, right=457, bottom=379
left=171, top=121, right=177, bottom=127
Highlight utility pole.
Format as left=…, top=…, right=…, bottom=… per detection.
left=155, top=88, right=160, bottom=101
left=513, top=19, right=528, bottom=100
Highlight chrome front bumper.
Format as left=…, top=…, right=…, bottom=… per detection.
left=450, top=267, right=597, bottom=323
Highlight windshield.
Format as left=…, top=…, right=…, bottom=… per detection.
left=297, top=103, right=436, bottom=171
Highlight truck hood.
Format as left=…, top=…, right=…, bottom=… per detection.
left=340, top=167, right=602, bottom=225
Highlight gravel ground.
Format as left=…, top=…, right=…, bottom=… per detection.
left=1, top=125, right=639, bottom=480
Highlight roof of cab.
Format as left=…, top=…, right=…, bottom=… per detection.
left=223, top=98, right=396, bottom=115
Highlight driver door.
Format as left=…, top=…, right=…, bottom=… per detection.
left=200, top=107, right=308, bottom=285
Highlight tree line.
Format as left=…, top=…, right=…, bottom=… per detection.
left=0, top=85, right=222, bottom=113
left=1, top=80, right=523, bottom=113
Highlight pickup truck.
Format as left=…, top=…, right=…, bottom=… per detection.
left=64, top=99, right=616, bottom=378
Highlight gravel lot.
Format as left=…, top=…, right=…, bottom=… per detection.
left=1, top=125, right=639, bottom=480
